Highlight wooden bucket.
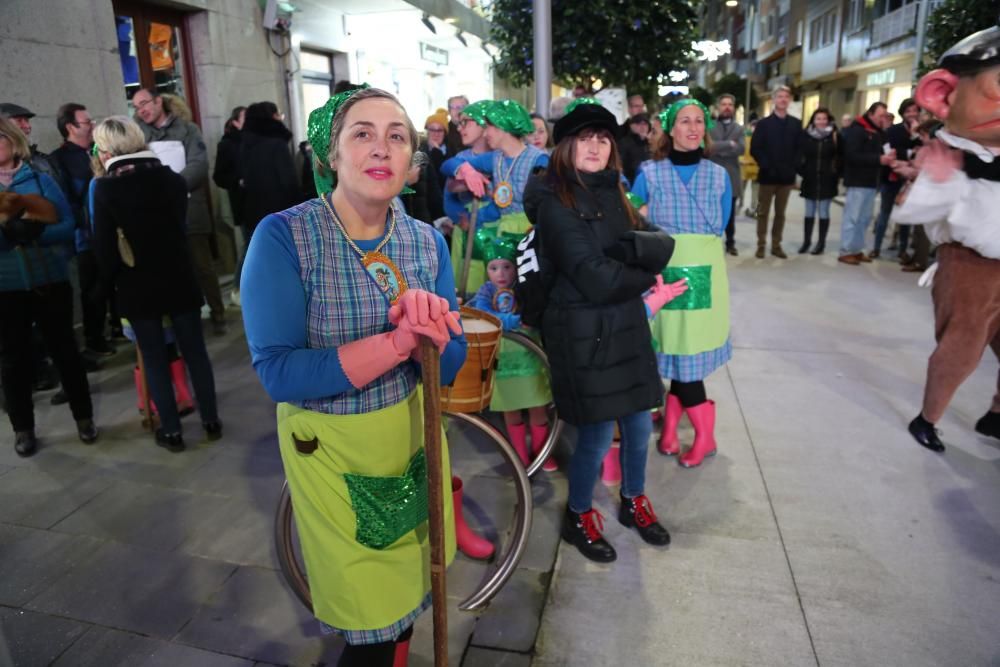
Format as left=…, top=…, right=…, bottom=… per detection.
left=442, top=306, right=502, bottom=413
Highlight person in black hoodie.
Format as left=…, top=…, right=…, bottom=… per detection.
left=797, top=107, right=839, bottom=254
left=750, top=86, right=802, bottom=258
left=526, top=102, right=680, bottom=563
left=90, top=116, right=221, bottom=452
left=235, top=102, right=301, bottom=294
left=837, top=101, right=896, bottom=265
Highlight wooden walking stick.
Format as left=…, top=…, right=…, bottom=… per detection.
left=458, top=199, right=481, bottom=301
left=419, top=337, right=449, bottom=667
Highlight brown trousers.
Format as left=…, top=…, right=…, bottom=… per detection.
left=188, top=233, right=225, bottom=320
left=756, top=184, right=793, bottom=249
left=922, top=243, right=1000, bottom=423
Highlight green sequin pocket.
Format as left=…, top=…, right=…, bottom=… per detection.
left=662, top=265, right=712, bottom=310
left=344, top=449, right=429, bottom=550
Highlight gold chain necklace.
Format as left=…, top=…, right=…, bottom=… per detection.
left=321, top=193, right=408, bottom=304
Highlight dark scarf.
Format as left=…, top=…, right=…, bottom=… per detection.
left=964, top=152, right=1000, bottom=182
left=668, top=147, right=703, bottom=165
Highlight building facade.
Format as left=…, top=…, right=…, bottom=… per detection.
left=696, top=0, right=944, bottom=123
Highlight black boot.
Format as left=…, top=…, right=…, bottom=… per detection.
left=76, top=419, right=99, bottom=444
left=561, top=508, right=617, bottom=563
left=799, top=217, right=814, bottom=254
left=618, top=494, right=671, bottom=546
left=974, top=411, right=1000, bottom=440
left=15, top=430, right=38, bottom=457
left=811, top=219, right=830, bottom=255
left=155, top=429, right=186, bottom=453
left=908, top=414, right=944, bottom=453
left=204, top=420, right=223, bottom=441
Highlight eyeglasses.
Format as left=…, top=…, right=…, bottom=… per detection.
left=134, top=98, right=154, bottom=110
left=458, top=119, right=475, bottom=128
left=448, top=104, right=466, bottom=111
left=427, top=128, right=446, bottom=134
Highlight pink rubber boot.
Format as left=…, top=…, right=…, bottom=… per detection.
left=530, top=422, right=557, bottom=471
left=658, top=394, right=684, bottom=456
left=169, top=358, right=195, bottom=417
left=601, top=442, right=622, bottom=485
left=680, top=400, right=717, bottom=468
left=452, top=476, right=495, bottom=560
left=393, top=638, right=410, bottom=667
left=507, top=422, right=531, bottom=467
left=134, top=366, right=157, bottom=415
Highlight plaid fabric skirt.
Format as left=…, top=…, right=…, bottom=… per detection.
left=657, top=338, right=732, bottom=382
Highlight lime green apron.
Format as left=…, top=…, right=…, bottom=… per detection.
left=490, top=327, right=552, bottom=412
left=651, top=233, right=730, bottom=355
left=276, top=388, right=456, bottom=631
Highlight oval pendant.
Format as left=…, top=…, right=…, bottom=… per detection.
left=493, top=181, right=514, bottom=208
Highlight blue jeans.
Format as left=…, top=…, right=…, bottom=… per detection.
left=872, top=184, right=901, bottom=253
left=131, top=310, right=219, bottom=434
left=839, top=187, right=877, bottom=255
left=804, top=198, right=831, bottom=219
left=568, top=410, right=653, bottom=513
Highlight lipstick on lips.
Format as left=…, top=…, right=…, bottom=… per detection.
left=365, top=167, right=394, bottom=180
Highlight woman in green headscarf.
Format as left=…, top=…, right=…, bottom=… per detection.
left=631, top=98, right=734, bottom=470
left=242, top=86, right=469, bottom=667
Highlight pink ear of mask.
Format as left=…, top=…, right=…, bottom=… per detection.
left=915, top=69, right=958, bottom=121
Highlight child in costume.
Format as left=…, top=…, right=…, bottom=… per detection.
left=446, top=100, right=554, bottom=461
left=632, top=99, right=734, bottom=469
left=889, top=25, right=1000, bottom=453
left=468, top=232, right=556, bottom=471
left=242, top=87, right=469, bottom=667
left=443, top=100, right=500, bottom=292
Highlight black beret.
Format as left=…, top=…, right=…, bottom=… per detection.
left=939, top=25, right=1000, bottom=75
left=553, top=103, right=621, bottom=145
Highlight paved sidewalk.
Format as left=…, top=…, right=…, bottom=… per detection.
left=0, top=314, right=559, bottom=666
left=532, top=199, right=1000, bottom=665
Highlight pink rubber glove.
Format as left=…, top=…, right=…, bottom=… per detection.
left=456, top=162, right=489, bottom=198
left=337, top=332, right=409, bottom=389
left=389, top=301, right=463, bottom=360
left=643, top=275, right=689, bottom=317
left=388, top=289, right=448, bottom=327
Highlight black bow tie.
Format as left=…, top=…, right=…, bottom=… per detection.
left=963, top=152, right=1000, bottom=182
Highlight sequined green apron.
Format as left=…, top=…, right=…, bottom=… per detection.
left=651, top=233, right=730, bottom=355
left=276, top=387, right=456, bottom=631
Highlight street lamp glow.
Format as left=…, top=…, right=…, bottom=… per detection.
left=668, top=70, right=689, bottom=82
left=725, top=0, right=738, bottom=6
left=692, top=39, right=731, bottom=62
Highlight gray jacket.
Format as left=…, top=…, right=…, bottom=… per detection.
left=137, top=115, right=212, bottom=235
left=707, top=118, right=744, bottom=194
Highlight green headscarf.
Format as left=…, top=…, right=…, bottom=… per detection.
left=484, top=99, right=535, bottom=137
left=474, top=227, right=522, bottom=262
left=461, top=100, right=494, bottom=127
left=564, top=97, right=603, bottom=115
left=306, top=84, right=414, bottom=196
left=657, top=98, right=715, bottom=134
left=307, top=85, right=369, bottom=195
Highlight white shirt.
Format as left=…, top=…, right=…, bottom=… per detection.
left=891, top=130, right=1000, bottom=260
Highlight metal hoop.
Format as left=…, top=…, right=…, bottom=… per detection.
left=274, top=410, right=534, bottom=614
left=501, top=330, right=564, bottom=478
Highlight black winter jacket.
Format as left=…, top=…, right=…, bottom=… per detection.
left=841, top=115, right=886, bottom=188
left=239, top=117, right=302, bottom=230
left=90, top=154, right=203, bottom=321
left=750, top=113, right=802, bottom=185
left=212, top=130, right=244, bottom=227
left=526, top=170, right=674, bottom=425
left=798, top=130, right=839, bottom=201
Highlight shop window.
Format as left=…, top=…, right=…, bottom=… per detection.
left=301, top=49, right=336, bottom=131
left=803, top=92, right=820, bottom=123
left=113, top=1, right=199, bottom=123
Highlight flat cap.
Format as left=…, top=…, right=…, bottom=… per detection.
left=0, top=103, right=35, bottom=119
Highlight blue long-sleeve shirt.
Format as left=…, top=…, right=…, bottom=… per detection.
left=242, top=213, right=467, bottom=405
left=631, top=161, right=733, bottom=230
left=0, top=163, right=76, bottom=291
left=442, top=149, right=500, bottom=228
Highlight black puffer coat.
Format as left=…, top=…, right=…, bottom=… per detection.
left=798, top=129, right=839, bottom=201
left=525, top=170, right=674, bottom=426
left=239, top=116, right=302, bottom=231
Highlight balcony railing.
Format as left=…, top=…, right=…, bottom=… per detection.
left=871, top=3, right=917, bottom=47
